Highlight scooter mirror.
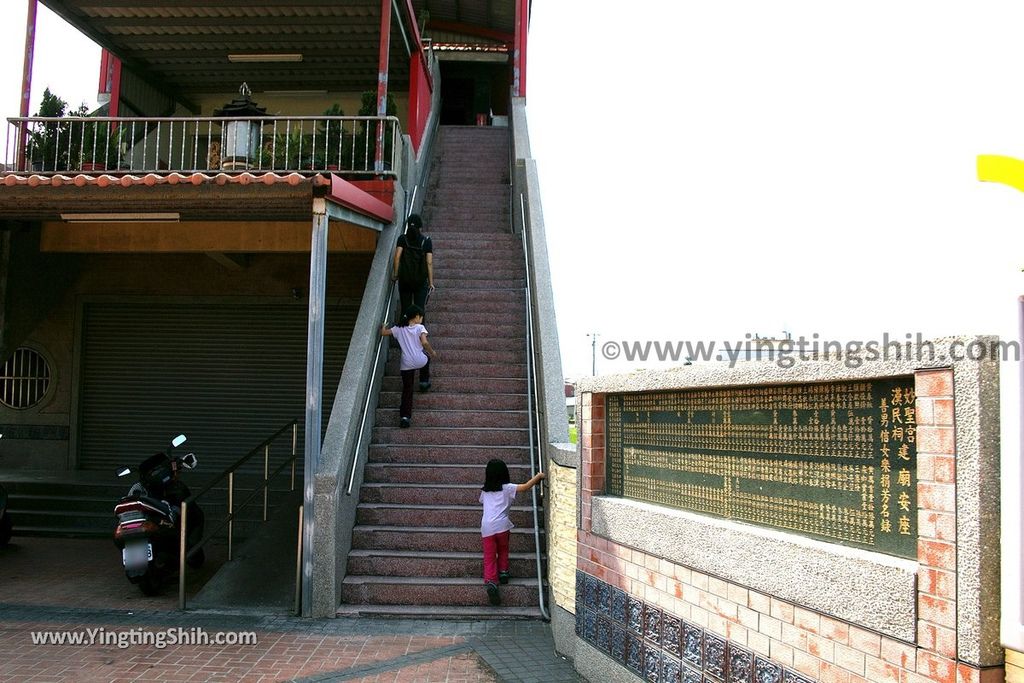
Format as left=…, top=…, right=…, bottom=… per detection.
left=180, top=452, right=197, bottom=470
left=171, top=434, right=187, bottom=448
left=117, top=466, right=132, bottom=477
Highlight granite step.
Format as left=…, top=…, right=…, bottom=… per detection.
left=385, top=347, right=525, bottom=365
left=425, top=232, right=520, bottom=243
left=376, top=392, right=528, bottom=412
left=362, top=462, right=532, bottom=485
left=366, top=444, right=531, bottom=465
left=424, top=322, right=525, bottom=338
left=373, top=407, right=529, bottom=429
left=350, top=526, right=543, bottom=553
left=354, top=504, right=538, bottom=529
left=425, top=294, right=526, bottom=310
left=386, top=337, right=525, bottom=352
left=429, top=267, right=524, bottom=281
left=345, top=548, right=539, bottom=579
left=370, top=426, right=529, bottom=447
left=385, top=360, right=527, bottom=379
left=380, top=376, right=526, bottom=394
left=336, top=604, right=543, bottom=619
left=340, top=576, right=542, bottom=608
left=420, top=311, right=519, bottom=326
left=360, top=483, right=499, bottom=506
left=431, top=278, right=525, bottom=290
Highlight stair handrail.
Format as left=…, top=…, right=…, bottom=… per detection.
left=520, top=193, right=551, bottom=621
left=345, top=186, right=416, bottom=496
left=177, top=418, right=300, bottom=609
left=345, top=282, right=396, bottom=496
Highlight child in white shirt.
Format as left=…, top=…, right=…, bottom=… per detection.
left=479, top=458, right=545, bottom=605
left=381, top=305, right=437, bottom=428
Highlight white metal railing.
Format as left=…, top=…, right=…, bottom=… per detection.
left=179, top=419, right=300, bottom=612
left=4, top=115, right=401, bottom=176
left=520, top=193, right=551, bottom=622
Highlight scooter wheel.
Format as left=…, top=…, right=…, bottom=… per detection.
left=0, top=514, right=12, bottom=546
left=186, top=547, right=205, bottom=569
left=138, top=573, right=161, bottom=596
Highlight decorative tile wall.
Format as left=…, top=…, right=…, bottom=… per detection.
left=576, top=571, right=814, bottom=683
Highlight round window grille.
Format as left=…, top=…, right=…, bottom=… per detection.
left=1, top=347, right=52, bottom=409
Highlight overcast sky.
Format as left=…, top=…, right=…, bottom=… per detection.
left=3, top=1, right=1024, bottom=440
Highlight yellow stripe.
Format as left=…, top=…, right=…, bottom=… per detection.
left=978, top=154, right=1024, bottom=193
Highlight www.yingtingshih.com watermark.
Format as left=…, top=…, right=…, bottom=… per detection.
left=30, top=627, right=258, bottom=649
left=598, top=333, right=1019, bottom=369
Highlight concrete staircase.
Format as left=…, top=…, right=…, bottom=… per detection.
left=339, top=126, right=546, bottom=618
left=2, top=470, right=285, bottom=541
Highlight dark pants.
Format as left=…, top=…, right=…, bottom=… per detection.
left=398, top=282, right=430, bottom=320
left=400, top=360, right=431, bottom=419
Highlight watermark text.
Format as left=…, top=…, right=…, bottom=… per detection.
left=29, top=627, right=258, bottom=650
left=599, top=333, right=1018, bottom=369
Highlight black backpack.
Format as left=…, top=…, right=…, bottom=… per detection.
left=398, top=235, right=429, bottom=287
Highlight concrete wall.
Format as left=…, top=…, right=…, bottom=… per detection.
left=559, top=341, right=1002, bottom=683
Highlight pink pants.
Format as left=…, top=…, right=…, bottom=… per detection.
left=482, top=531, right=510, bottom=584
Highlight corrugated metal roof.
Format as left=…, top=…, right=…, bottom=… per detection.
left=39, top=1, right=515, bottom=98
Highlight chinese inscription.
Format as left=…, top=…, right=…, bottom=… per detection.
left=605, top=378, right=917, bottom=558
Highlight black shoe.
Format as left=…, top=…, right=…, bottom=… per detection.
left=498, top=571, right=510, bottom=585
left=419, top=380, right=431, bottom=393
left=486, top=582, right=501, bottom=606
left=399, top=417, right=411, bottom=428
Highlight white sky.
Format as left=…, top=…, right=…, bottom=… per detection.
left=2, top=2, right=1024, bottom=412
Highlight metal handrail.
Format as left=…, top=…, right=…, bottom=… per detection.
left=345, top=282, right=396, bottom=496
left=5, top=115, right=402, bottom=176
left=178, top=418, right=300, bottom=610
left=345, top=185, right=417, bottom=496
left=520, top=192, right=551, bottom=621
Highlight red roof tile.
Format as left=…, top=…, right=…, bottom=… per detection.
left=1, top=171, right=330, bottom=189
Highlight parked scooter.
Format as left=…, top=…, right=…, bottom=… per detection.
left=0, top=434, right=12, bottom=546
left=113, top=434, right=205, bottom=595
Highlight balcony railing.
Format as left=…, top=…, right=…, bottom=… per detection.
left=3, top=115, right=401, bottom=177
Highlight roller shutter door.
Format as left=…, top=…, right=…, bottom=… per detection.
left=78, top=301, right=357, bottom=474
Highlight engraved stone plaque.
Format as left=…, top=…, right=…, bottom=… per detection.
left=605, top=378, right=918, bottom=558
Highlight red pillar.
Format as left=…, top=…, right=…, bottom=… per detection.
left=19, top=0, right=38, bottom=171
left=402, top=0, right=432, bottom=153
left=109, top=56, right=122, bottom=118
left=513, top=0, right=528, bottom=97
left=375, top=0, right=392, bottom=173
left=98, top=49, right=123, bottom=117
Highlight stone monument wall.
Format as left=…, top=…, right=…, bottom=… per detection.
left=558, top=341, right=1001, bottom=683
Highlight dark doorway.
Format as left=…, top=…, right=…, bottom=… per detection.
left=438, top=60, right=511, bottom=126
left=440, top=76, right=476, bottom=125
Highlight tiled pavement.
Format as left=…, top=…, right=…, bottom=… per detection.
left=0, top=538, right=583, bottom=682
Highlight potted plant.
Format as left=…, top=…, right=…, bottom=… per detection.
left=79, top=121, right=125, bottom=171
left=354, top=91, right=397, bottom=172
left=25, top=88, right=71, bottom=171
left=319, top=103, right=345, bottom=170
left=271, top=128, right=308, bottom=171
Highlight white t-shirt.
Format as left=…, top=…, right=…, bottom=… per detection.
left=479, top=483, right=517, bottom=537
left=391, top=323, right=429, bottom=371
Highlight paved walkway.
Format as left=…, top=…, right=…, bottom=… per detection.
left=0, top=538, right=582, bottom=682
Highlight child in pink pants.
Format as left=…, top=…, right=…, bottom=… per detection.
left=479, top=458, right=545, bottom=606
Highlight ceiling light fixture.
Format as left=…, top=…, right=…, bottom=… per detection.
left=227, top=53, right=304, bottom=63
left=60, top=212, right=181, bottom=223
left=262, top=89, right=329, bottom=96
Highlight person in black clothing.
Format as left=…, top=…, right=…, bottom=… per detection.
left=392, top=213, right=434, bottom=319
